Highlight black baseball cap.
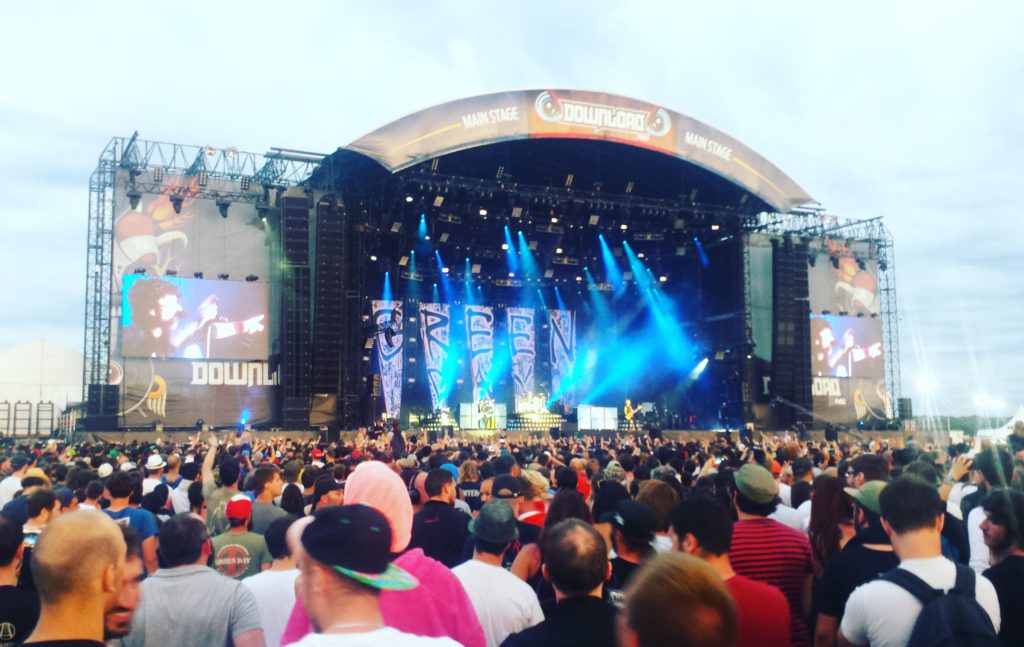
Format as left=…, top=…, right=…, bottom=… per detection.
left=301, top=505, right=418, bottom=591
left=492, top=475, right=522, bottom=499
left=601, top=500, right=658, bottom=541
left=312, top=476, right=344, bottom=510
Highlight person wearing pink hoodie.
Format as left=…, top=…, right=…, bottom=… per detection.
left=280, top=461, right=486, bottom=647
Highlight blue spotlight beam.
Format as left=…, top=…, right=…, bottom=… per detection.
left=598, top=235, right=624, bottom=294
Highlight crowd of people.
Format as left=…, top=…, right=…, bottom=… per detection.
left=1, top=425, right=1023, bottom=646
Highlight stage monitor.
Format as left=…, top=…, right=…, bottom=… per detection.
left=121, top=274, right=269, bottom=361
left=810, top=313, right=888, bottom=424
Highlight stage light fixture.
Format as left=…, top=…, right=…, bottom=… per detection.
left=165, top=270, right=177, bottom=277
left=193, top=272, right=204, bottom=279
left=711, top=224, right=720, bottom=231
left=638, top=252, right=645, bottom=259
left=508, top=272, right=515, bottom=277
left=479, top=208, right=488, bottom=216
left=153, top=167, right=164, bottom=182
left=501, top=243, right=509, bottom=250
left=216, top=199, right=230, bottom=218
left=575, top=276, right=582, bottom=282
left=442, top=267, right=450, bottom=274
left=205, top=146, right=216, bottom=156
left=405, top=195, right=414, bottom=203
left=544, top=269, right=554, bottom=278
left=589, top=215, right=600, bottom=226
left=218, top=273, right=229, bottom=280
left=555, top=247, right=563, bottom=254
left=391, top=222, right=402, bottom=233
left=550, top=216, right=558, bottom=223
left=370, top=255, right=378, bottom=261
left=620, top=223, right=628, bottom=230
left=198, top=171, right=209, bottom=187
left=170, top=195, right=184, bottom=214
left=240, top=176, right=251, bottom=191
left=245, top=274, right=259, bottom=282
left=511, top=207, right=523, bottom=217
left=398, top=256, right=409, bottom=267
left=659, top=276, right=668, bottom=282
left=127, top=189, right=142, bottom=210
left=133, top=268, right=147, bottom=275
left=433, top=195, right=444, bottom=207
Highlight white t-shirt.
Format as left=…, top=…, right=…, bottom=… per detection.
left=242, top=567, right=299, bottom=647
left=169, top=479, right=194, bottom=514
left=770, top=504, right=804, bottom=532
left=840, top=556, right=1001, bottom=647
left=0, top=475, right=22, bottom=506
left=966, top=505, right=989, bottom=574
left=452, top=559, right=543, bottom=647
left=797, top=499, right=813, bottom=533
left=778, top=481, right=792, bottom=507
left=142, top=477, right=163, bottom=496
left=946, top=482, right=977, bottom=520
left=288, top=627, right=461, bottom=646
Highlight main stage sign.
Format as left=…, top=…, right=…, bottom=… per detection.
left=345, top=89, right=814, bottom=213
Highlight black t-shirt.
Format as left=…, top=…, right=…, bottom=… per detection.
left=501, top=596, right=618, bottom=647
left=606, top=557, right=642, bottom=607
left=0, top=584, right=40, bottom=644
left=984, top=555, right=1024, bottom=647
left=458, top=481, right=482, bottom=511
left=817, top=539, right=899, bottom=617
left=409, top=501, right=471, bottom=568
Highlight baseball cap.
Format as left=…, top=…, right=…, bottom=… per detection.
left=791, top=458, right=813, bottom=479
left=734, top=463, right=778, bottom=504
left=440, top=463, right=460, bottom=482
left=11, top=456, right=30, bottom=471
left=602, top=500, right=658, bottom=541
left=97, top=463, right=114, bottom=478
left=301, top=505, right=418, bottom=591
left=225, top=494, right=253, bottom=520
left=844, top=480, right=887, bottom=516
left=312, top=476, right=344, bottom=510
left=469, top=501, right=519, bottom=544
left=492, top=475, right=522, bottom=499
left=120, top=462, right=138, bottom=472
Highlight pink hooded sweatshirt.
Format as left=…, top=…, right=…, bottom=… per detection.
left=281, top=461, right=485, bottom=647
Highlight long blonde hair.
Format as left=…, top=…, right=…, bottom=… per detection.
left=460, top=460, right=480, bottom=482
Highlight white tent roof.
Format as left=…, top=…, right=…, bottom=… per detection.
left=0, top=339, right=83, bottom=410
left=977, top=405, right=1024, bottom=439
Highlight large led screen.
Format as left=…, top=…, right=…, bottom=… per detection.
left=121, top=274, right=268, bottom=360
left=810, top=313, right=888, bottom=424
left=808, top=239, right=880, bottom=316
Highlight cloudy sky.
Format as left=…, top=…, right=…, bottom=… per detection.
left=1, top=1, right=1021, bottom=416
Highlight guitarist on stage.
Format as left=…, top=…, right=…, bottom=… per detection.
left=624, top=399, right=642, bottom=431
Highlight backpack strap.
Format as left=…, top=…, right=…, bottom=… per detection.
left=881, top=567, right=943, bottom=604
left=951, top=563, right=976, bottom=597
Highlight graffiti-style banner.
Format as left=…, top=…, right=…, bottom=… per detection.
left=372, top=300, right=403, bottom=418
left=419, top=302, right=452, bottom=412
left=549, top=309, right=577, bottom=408
left=465, top=305, right=494, bottom=402
left=507, top=307, right=536, bottom=401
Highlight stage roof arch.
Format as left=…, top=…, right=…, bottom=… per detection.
left=339, top=89, right=815, bottom=213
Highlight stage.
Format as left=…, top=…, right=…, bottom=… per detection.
left=77, top=90, right=903, bottom=439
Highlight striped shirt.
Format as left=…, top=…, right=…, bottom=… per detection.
left=730, top=517, right=813, bottom=647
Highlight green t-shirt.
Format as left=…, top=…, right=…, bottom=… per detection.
left=204, top=486, right=236, bottom=536
left=211, top=531, right=272, bottom=580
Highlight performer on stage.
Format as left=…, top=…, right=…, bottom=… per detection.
left=624, top=398, right=641, bottom=431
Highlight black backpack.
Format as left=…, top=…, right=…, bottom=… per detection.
left=881, top=564, right=999, bottom=647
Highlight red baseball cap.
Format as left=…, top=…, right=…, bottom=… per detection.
left=225, top=494, right=252, bottom=520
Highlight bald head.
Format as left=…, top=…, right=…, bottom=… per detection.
left=32, top=510, right=125, bottom=604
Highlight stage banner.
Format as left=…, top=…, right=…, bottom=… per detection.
left=549, top=309, right=577, bottom=408
left=419, top=302, right=452, bottom=411
left=344, top=89, right=814, bottom=212
left=372, top=300, right=404, bottom=419
left=465, top=305, right=495, bottom=402
left=118, top=358, right=277, bottom=428
left=507, top=307, right=536, bottom=401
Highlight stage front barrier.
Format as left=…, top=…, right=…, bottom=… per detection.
left=578, top=405, right=618, bottom=431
